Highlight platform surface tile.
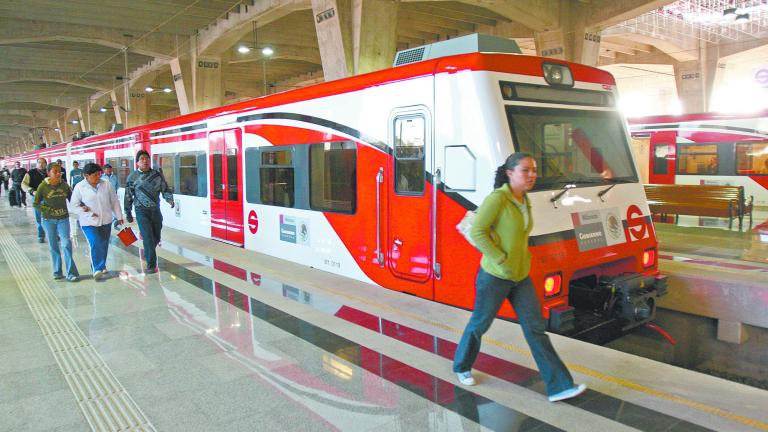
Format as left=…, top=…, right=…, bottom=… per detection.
left=1, top=201, right=767, bottom=432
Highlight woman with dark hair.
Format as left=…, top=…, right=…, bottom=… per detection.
left=68, top=162, right=124, bottom=280
left=453, top=152, right=587, bottom=403
left=34, top=163, right=79, bottom=282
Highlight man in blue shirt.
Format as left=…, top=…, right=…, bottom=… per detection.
left=69, top=161, right=84, bottom=188
left=103, top=164, right=119, bottom=191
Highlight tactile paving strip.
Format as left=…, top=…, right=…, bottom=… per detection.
left=0, top=220, right=155, bottom=432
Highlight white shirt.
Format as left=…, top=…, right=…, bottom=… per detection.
left=68, top=178, right=124, bottom=227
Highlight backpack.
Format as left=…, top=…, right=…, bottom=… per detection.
left=456, top=210, right=477, bottom=248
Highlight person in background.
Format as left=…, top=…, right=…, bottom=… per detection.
left=124, top=150, right=174, bottom=274
left=1, top=165, right=10, bottom=191
left=56, top=159, right=67, bottom=184
left=69, top=161, right=84, bottom=188
left=22, top=157, right=49, bottom=243
left=453, top=152, right=587, bottom=403
left=103, top=164, right=119, bottom=191
left=68, top=163, right=123, bottom=281
left=10, top=161, right=27, bottom=207
left=34, top=164, right=79, bottom=282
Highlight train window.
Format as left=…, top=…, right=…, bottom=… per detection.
left=178, top=152, right=207, bottom=197
left=736, top=143, right=768, bottom=175
left=653, top=145, right=671, bottom=175
left=394, top=115, right=425, bottom=195
left=155, top=154, right=176, bottom=190
left=212, top=151, right=223, bottom=199
left=505, top=106, right=638, bottom=189
left=117, top=157, right=133, bottom=186
left=677, top=144, right=718, bottom=175
left=227, top=148, right=238, bottom=200
left=309, top=141, right=356, bottom=213
left=260, top=150, right=294, bottom=207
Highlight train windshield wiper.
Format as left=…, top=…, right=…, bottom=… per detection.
left=597, top=178, right=635, bottom=201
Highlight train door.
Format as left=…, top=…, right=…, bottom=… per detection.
left=209, top=129, right=244, bottom=246
left=649, top=131, right=677, bottom=184
left=387, top=109, right=434, bottom=297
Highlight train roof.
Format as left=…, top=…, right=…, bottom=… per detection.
left=8, top=52, right=617, bottom=160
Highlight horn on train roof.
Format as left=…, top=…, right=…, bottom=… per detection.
left=393, top=33, right=521, bottom=67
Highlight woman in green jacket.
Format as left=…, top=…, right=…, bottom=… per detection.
left=34, top=164, right=79, bottom=282
left=453, top=153, right=586, bottom=402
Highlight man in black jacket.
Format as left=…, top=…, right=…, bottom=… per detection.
left=124, top=150, right=174, bottom=274
left=23, top=158, right=48, bottom=242
left=10, top=161, right=27, bottom=207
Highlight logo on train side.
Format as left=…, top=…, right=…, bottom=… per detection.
left=248, top=210, right=259, bottom=234
left=626, top=204, right=647, bottom=240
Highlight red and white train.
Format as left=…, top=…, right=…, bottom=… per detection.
left=3, top=38, right=666, bottom=340
left=628, top=110, right=768, bottom=207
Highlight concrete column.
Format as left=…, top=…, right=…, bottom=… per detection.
left=352, top=0, right=399, bottom=75
left=674, top=40, right=721, bottom=113
left=55, top=120, right=64, bottom=143
left=534, top=2, right=601, bottom=66
left=76, top=109, right=85, bottom=133
left=128, top=91, right=149, bottom=128
left=312, top=0, right=354, bottom=81
left=193, top=56, right=224, bottom=112
left=110, top=91, right=123, bottom=126
left=170, top=57, right=191, bottom=115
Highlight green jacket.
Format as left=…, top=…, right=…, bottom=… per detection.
left=33, top=178, right=72, bottom=220
left=470, top=184, right=533, bottom=282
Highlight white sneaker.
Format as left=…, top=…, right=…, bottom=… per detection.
left=548, top=384, right=587, bottom=402
left=456, top=371, right=476, bottom=386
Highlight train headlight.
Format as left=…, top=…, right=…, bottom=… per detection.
left=642, top=248, right=656, bottom=268
left=542, top=63, right=573, bottom=87
left=544, top=273, right=562, bottom=297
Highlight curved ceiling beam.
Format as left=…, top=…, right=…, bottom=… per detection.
left=0, top=18, right=176, bottom=60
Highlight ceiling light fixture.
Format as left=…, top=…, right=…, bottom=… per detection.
left=71, top=120, right=78, bottom=124
left=144, top=86, right=154, bottom=92
left=261, top=46, right=274, bottom=56
left=99, top=107, right=107, bottom=112
left=163, top=87, right=173, bottom=93
left=237, top=45, right=251, bottom=54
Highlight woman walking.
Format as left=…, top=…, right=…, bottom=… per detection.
left=68, top=163, right=124, bottom=280
left=34, top=163, right=79, bottom=282
left=453, top=153, right=587, bottom=403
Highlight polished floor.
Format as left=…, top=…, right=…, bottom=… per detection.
left=1, top=200, right=767, bottom=432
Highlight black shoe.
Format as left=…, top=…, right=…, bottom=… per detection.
left=38, top=237, right=45, bottom=243
left=53, top=273, right=64, bottom=280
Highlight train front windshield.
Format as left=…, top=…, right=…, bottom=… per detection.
left=505, top=106, right=638, bottom=191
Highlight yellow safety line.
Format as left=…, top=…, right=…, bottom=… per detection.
left=300, top=281, right=768, bottom=431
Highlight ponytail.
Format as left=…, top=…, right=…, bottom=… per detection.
left=493, top=152, right=533, bottom=188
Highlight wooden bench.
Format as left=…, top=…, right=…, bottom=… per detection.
left=643, top=184, right=753, bottom=230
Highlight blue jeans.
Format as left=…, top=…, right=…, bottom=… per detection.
left=453, top=269, right=574, bottom=396
left=42, top=218, right=78, bottom=278
left=81, top=224, right=112, bottom=273
left=136, top=208, right=163, bottom=269
left=34, top=207, right=45, bottom=240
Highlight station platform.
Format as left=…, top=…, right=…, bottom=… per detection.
left=2, top=200, right=768, bottom=432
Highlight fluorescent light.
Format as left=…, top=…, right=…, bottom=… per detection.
left=237, top=45, right=251, bottom=54
left=71, top=120, right=78, bottom=124
left=99, top=107, right=107, bottom=112
left=144, top=86, right=154, bottom=92
left=163, top=87, right=172, bottom=93
left=261, top=46, right=274, bottom=56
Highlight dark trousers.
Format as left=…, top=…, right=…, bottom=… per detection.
left=136, top=208, right=163, bottom=269
left=453, top=269, right=574, bottom=396
left=11, top=183, right=25, bottom=206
